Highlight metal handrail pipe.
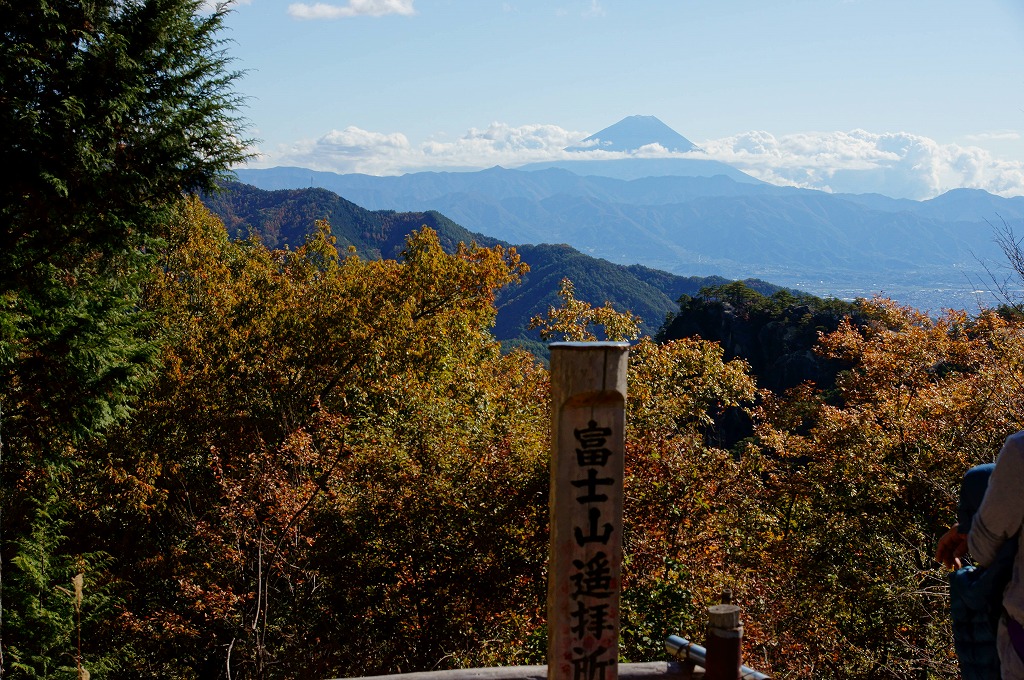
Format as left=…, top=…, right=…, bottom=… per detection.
left=665, top=635, right=771, bottom=680
left=338, top=661, right=692, bottom=680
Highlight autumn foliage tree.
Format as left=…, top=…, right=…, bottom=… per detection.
left=529, top=277, right=643, bottom=343
left=80, top=199, right=550, bottom=677
left=620, top=337, right=756, bottom=659
left=731, top=299, right=1024, bottom=679
left=12, top=186, right=1024, bottom=679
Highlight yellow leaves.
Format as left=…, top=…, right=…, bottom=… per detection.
left=628, top=337, right=755, bottom=436
left=292, top=219, right=340, bottom=274
left=620, top=337, right=758, bottom=631
left=813, top=299, right=1024, bottom=459
left=528, top=278, right=641, bottom=342
left=401, top=228, right=527, bottom=324
left=130, top=200, right=1024, bottom=675
left=94, top=202, right=563, bottom=670
left=733, top=297, right=1024, bottom=678
left=147, top=208, right=535, bottom=442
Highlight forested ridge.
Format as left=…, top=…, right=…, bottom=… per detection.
left=10, top=194, right=1024, bottom=679
left=202, top=180, right=785, bottom=343
left=4, top=1, right=1024, bottom=679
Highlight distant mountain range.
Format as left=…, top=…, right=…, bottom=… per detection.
left=203, top=182, right=782, bottom=342
left=232, top=116, right=1024, bottom=310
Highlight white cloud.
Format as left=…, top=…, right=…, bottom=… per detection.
left=699, top=129, right=1024, bottom=198
left=264, top=127, right=411, bottom=173
left=288, top=0, right=415, bottom=20
left=261, top=122, right=587, bottom=174
left=250, top=123, right=1024, bottom=199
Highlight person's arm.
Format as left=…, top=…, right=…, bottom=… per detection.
left=968, top=433, right=1024, bottom=568
left=936, top=523, right=968, bottom=570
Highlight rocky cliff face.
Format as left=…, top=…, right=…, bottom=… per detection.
left=660, top=297, right=857, bottom=395
left=660, top=292, right=861, bottom=450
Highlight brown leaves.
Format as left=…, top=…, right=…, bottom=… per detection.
left=733, top=299, right=1024, bottom=678
left=93, top=201, right=547, bottom=675
left=82, top=199, right=1024, bottom=678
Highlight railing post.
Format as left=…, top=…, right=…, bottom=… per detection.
left=547, top=342, right=630, bottom=680
left=704, top=604, right=743, bottom=680
left=666, top=632, right=771, bottom=680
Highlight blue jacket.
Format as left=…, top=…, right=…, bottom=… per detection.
left=950, top=464, right=1017, bottom=680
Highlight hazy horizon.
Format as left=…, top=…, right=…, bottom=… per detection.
left=220, top=0, right=1024, bottom=200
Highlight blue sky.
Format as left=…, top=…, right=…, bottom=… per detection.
left=220, top=0, right=1024, bottom=198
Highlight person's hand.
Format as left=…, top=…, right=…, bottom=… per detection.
left=935, top=523, right=968, bottom=570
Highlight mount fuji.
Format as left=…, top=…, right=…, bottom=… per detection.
left=515, top=115, right=758, bottom=183
left=565, top=115, right=703, bottom=153
left=231, top=115, right=1024, bottom=311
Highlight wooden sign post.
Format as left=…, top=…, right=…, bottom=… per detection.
left=547, top=342, right=630, bottom=680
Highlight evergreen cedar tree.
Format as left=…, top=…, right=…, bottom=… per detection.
left=0, top=0, right=251, bottom=443
left=0, top=0, right=249, bottom=676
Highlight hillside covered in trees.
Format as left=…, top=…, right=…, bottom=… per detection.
left=11, top=194, right=1024, bottom=678
left=203, top=181, right=785, bottom=343
left=5, top=2, right=1024, bottom=679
